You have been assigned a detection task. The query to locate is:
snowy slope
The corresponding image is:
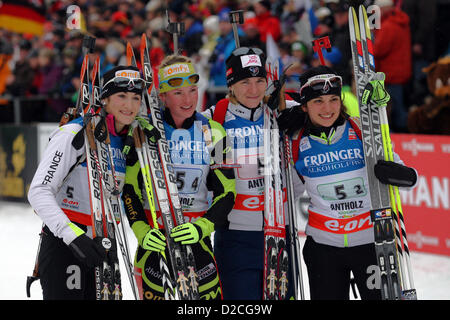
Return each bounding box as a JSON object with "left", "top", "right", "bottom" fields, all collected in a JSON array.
[{"left": 1, "top": 201, "right": 449, "bottom": 300}]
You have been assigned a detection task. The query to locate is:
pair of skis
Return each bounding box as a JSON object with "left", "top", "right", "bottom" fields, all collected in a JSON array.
[
  {"left": 228, "top": 7, "right": 303, "bottom": 300},
  {"left": 123, "top": 34, "right": 199, "bottom": 300},
  {"left": 263, "top": 56, "right": 305, "bottom": 300},
  {"left": 75, "top": 36, "right": 138, "bottom": 300},
  {"left": 262, "top": 99, "right": 289, "bottom": 300},
  {"left": 349, "top": 5, "right": 416, "bottom": 300}
]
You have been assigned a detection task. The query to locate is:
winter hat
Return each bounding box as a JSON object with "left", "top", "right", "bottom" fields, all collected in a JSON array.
[
  {"left": 291, "top": 41, "right": 308, "bottom": 56},
  {"left": 218, "top": 8, "right": 231, "bottom": 22},
  {"left": 298, "top": 65, "right": 342, "bottom": 105},
  {"left": 225, "top": 47, "right": 267, "bottom": 86},
  {"left": 101, "top": 65, "right": 144, "bottom": 99}
]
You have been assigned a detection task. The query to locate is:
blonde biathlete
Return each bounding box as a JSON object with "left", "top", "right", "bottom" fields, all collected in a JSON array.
[{"left": 122, "top": 55, "right": 235, "bottom": 300}]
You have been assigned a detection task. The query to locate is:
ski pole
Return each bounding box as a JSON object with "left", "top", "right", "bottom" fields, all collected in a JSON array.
[
  {"left": 229, "top": 10, "right": 244, "bottom": 48},
  {"left": 26, "top": 226, "right": 43, "bottom": 298},
  {"left": 166, "top": 10, "right": 185, "bottom": 54},
  {"left": 312, "top": 36, "right": 332, "bottom": 66}
]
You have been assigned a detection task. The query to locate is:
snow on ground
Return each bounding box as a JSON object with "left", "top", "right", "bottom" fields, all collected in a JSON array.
[{"left": 1, "top": 201, "right": 449, "bottom": 300}]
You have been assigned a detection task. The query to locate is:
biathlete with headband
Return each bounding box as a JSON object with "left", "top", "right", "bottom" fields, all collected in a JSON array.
[
  {"left": 277, "top": 65, "right": 418, "bottom": 300},
  {"left": 122, "top": 55, "right": 236, "bottom": 300}
]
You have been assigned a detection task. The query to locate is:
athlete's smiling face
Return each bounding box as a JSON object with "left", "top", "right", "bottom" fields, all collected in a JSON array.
[
  {"left": 160, "top": 85, "right": 199, "bottom": 128},
  {"left": 105, "top": 91, "right": 141, "bottom": 132},
  {"left": 302, "top": 94, "right": 342, "bottom": 127},
  {"left": 230, "top": 77, "right": 267, "bottom": 108}
]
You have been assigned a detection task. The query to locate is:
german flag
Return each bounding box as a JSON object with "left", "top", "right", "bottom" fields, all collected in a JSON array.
[{"left": 0, "top": 0, "right": 46, "bottom": 36}]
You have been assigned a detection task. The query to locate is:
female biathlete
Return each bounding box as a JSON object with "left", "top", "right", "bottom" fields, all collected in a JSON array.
[
  {"left": 28, "top": 65, "right": 144, "bottom": 299},
  {"left": 277, "top": 65, "right": 418, "bottom": 300},
  {"left": 122, "top": 55, "right": 235, "bottom": 300}
]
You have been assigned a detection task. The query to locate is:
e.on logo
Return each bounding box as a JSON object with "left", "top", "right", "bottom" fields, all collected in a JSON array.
[
  {"left": 234, "top": 194, "right": 264, "bottom": 211},
  {"left": 309, "top": 211, "right": 373, "bottom": 234},
  {"left": 324, "top": 214, "right": 372, "bottom": 234}
]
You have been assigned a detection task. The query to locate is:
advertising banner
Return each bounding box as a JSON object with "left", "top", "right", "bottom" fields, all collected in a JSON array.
[
  {"left": 0, "top": 125, "right": 38, "bottom": 202},
  {"left": 392, "top": 134, "right": 450, "bottom": 256}
]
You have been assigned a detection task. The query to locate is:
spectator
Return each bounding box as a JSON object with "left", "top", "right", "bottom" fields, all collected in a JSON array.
[
  {"left": 241, "top": 18, "right": 265, "bottom": 52},
  {"left": 326, "top": 0, "right": 352, "bottom": 87},
  {"left": 251, "top": 0, "right": 281, "bottom": 43},
  {"left": 5, "top": 40, "right": 35, "bottom": 97},
  {"left": 0, "top": 38, "right": 13, "bottom": 105},
  {"left": 291, "top": 41, "right": 310, "bottom": 70},
  {"left": 208, "top": 8, "right": 243, "bottom": 101},
  {"left": 102, "top": 41, "right": 125, "bottom": 75},
  {"left": 37, "top": 47, "right": 65, "bottom": 120},
  {"left": 200, "top": 15, "right": 220, "bottom": 59},
  {"left": 373, "top": 0, "right": 412, "bottom": 132},
  {"left": 180, "top": 13, "right": 204, "bottom": 57},
  {"left": 402, "top": 0, "right": 437, "bottom": 108},
  {"left": 59, "top": 47, "right": 80, "bottom": 98},
  {"left": 111, "top": 11, "right": 132, "bottom": 39}
]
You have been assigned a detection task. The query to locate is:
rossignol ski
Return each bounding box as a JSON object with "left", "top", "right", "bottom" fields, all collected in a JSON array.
[
  {"left": 275, "top": 70, "right": 305, "bottom": 301},
  {"left": 74, "top": 36, "right": 137, "bottom": 300},
  {"left": 141, "top": 34, "right": 199, "bottom": 300},
  {"left": 263, "top": 55, "right": 289, "bottom": 300},
  {"left": 123, "top": 34, "right": 200, "bottom": 300},
  {"left": 348, "top": 5, "right": 416, "bottom": 300},
  {"left": 123, "top": 40, "right": 178, "bottom": 300}
]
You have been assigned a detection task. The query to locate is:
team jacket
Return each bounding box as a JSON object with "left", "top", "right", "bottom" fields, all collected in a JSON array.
[
  {"left": 203, "top": 99, "right": 302, "bottom": 231},
  {"left": 27, "top": 117, "right": 127, "bottom": 245},
  {"left": 122, "top": 110, "right": 236, "bottom": 237},
  {"left": 292, "top": 117, "right": 414, "bottom": 248}
]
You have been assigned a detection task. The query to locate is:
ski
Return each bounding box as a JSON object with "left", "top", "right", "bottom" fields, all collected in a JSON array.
[
  {"left": 73, "top": 36, "right": 128, "bottom": 300},
  {"left": 262, "top": 57, "right": 288, "bottom": 300},
  {"left": 73, "top": 39, "right": 112, "bottom": 300},
  {"left": 131, "top": 34, "right": 199, "bottom": 300},
  {"left": 123, "top": 41, "right": 178, "bottom": 300},
  {"left": 349, "top": 5, "right": 416, "bottom": 300},
  {"left": 275, "top": 69, "right": 305, "bottom": 300}
]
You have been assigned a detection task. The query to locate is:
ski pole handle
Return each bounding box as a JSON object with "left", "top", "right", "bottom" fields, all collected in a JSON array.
[
  {"left": 166, "top": 10, "right": 185, "bottom": 54},
  {"left": 312, "top": 36, "right": 332, "bottom": 66},
  {"left": 229, "top": 10, "right": 244, "bottom": 48}
]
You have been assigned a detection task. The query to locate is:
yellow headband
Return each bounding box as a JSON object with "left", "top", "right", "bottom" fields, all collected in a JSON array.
[{"left": 158, "top": 62, "right": 198, "bottom": 93}]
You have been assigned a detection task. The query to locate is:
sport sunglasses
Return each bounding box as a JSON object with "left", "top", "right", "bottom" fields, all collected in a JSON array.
[
  {"left": 299, "top": 74, "right": 342, "bottom": 96},
  {"left": 231, "top": 47, "right": 264, "bottom": 56},
  {"left": 159, "top": 74, "right": 200, "bottom": 88},
  {"left": 103, "top": 77, "right": 145, "bottom": 90}
]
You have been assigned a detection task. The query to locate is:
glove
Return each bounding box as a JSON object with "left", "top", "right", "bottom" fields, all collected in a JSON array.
[
  {"left": 374, "top": 160, "right": 417, "bottom": 187},
  {"left": 362, "top": 72, "right": 390, "bottom": 107},
  {"left": 132, "top": 221, "right": 167, "bottom": 252},
  {"left": 142, "top": 228, "right": 166, "bottom": 252},
  {"left": 277, "top": 105, "right": 306, "bottom": 136},
  {"left": 170, "top": 218, "right": 214, "bottom": 245},
  {"left": 67, "top": 223, "right": 106, "bottom": 268},
  {"left": 136, "top": 116, "right": 161, "bottom": 142}
]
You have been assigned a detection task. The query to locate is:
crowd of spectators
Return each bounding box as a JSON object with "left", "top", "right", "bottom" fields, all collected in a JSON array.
[{"left": 0, "top": 0, "right": 448, "bottom": 133}]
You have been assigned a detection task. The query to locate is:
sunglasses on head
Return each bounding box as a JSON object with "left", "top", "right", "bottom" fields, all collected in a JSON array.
[
  {"left": 299, "top": 74, "right": 342, "bottom": 96},
  {"left": 103, "top": 77, "right": 145, "bottom": 90},
  {"left": 232, "top": 47, "right": 264, "bottom": 57},
  {"left": 160, "top": 74, "right": 200, "bottom": 88}
]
